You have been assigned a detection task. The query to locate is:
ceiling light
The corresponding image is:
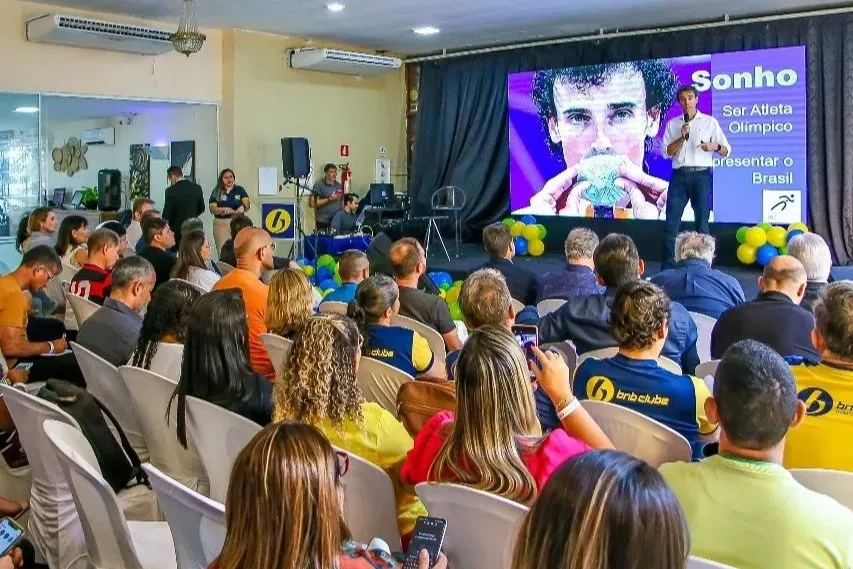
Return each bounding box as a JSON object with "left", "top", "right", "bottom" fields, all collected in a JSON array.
[
  {"left": 413, "top": 26, "right": 440, "bottom": 36},
  {"left": 327, "top": 3, "right": 345, "bottom": 12},
  {"left": 14, "top": 106, "right": 39, "bottom": 114}
]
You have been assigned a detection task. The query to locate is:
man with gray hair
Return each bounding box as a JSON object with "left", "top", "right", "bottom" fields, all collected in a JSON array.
[
  {"left": 76, "top": 256, "right": 156, "bottom": 366},
  {"left": 650, "top": 231, "right": 745, "bottom": 318},
  {"left": 787, "top": 232, "right": 832, "bottom": 312},
  {"left": 539, "top": 227, "right": 604, "bottom": 301}
]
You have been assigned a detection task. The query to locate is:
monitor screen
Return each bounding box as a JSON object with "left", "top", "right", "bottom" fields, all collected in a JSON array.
[
  {"left": 369, "top": 183, "right": 394, "bottom": 206},
  {"left": 69, "top": 190, "right": 84, "bottom": 207},
  {"left": 52, "top": 188, "right": 66, "bottom": 206}
]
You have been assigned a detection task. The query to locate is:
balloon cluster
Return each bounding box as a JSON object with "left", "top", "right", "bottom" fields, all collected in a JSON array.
[
  {"left": 295, "top": 254, "right": 343, "bottom": 298},
  {"left": 735, "top": 222, "right": 809, "bottom": 267},
  {"left": 428, "top": 272, "right": 465, "bottom": 321},
  {"left": 501, "top": 215, "right": 547, "bottom": 257}
]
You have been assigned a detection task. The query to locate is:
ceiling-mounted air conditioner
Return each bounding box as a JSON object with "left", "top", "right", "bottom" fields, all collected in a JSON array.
[
  {"left": 289, "top": 48, "right": 402, "bottom": 75},
  {"left": 26, "top": 14, "right": 173, "bottom": 56},
  {"left": 81, "top": 127, "right": 115, "bottom": 146}
]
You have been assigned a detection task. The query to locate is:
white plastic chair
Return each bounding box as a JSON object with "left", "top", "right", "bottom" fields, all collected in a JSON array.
[
  {"left": 790, "top": 468, "right": 853, "bottom": 509},
  {"left": 214, "top": 261, "right": 234, "bottom": 276},
  {"left": 259, "top": 333, "right": 293, "bottom": 377},
  {"left": 695, "top": 359, "right": 720, "bottom": 392},
  {"left": 687, "top": 556, "right": 740, "bottom": 568},
  {"left": 333, "top": 446, "right": 402, "bottom": 551},
  {"left": 392, "top": 314, "right": 447, "bottom": 363},
  {"left": 577, "top": 346, "right": 682, "bottom": 374},
  {"left": 43, "top": 420, "right": 176, "bottom": 569},
  {"left": 64, "top": 292, "right": 101, "bottom": 328},
  {"left": 184, "top": 396, "right": 261, "bottom": 503},
  {"left": 142, "top": 342, "right": 184, "bottom": 382},
  {"left": 170, "top": 278, "right": 208, "bottom": 294},
  {"left": 416, "top": 482, "right": 528, "bottom": 569},
  {"left": 0, "top": 351, "right": 32, "bottom": 501},
  {"left": 581, "top": 400, "right": 691, "bottom": 467},
  {"left": 689, "top": 312, "right": 717, "bottom": 363},
  {"left": 356, "top": 357, "right": 414, "bottom": 413},
  {"left": 71, "top": 342, "right": 150, "bottom": 463},
  {"left": 143, "top": 464, "right": 226, "bottom": 569},
  {"left": 318, "top": 301, "right": 349, "bottom": 315},
  {"left": 536, "top": 298, "right": 566, "bottom": 317},
  {"left": 118, "top": 366, "right": 209, "bottom": 495},
  {"left": 511, "top": 298, "right": 525, "bottom": 314}
]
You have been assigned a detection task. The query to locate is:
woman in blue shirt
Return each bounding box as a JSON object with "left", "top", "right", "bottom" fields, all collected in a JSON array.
[{"left": 208, "top": 168, "right": 251, "bottom": 250}]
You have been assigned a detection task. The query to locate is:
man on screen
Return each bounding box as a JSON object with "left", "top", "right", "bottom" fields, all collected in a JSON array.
[{"left": 528, "top": 60, "right": 678, "bottom": 219}]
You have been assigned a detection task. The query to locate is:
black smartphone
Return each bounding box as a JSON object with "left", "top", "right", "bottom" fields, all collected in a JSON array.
[
  {"left": 512, "top": 324, "right": 539, "bottom": 360},
  {"left": 0, "top": 517, "right": 24, "bottom": 557},
  {"left": 404, "top": 516, "right": 447, "bottom": 569}
]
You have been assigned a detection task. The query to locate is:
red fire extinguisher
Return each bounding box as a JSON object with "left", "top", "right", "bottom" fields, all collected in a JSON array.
[{"left": 339, "top": 162, "right": 351, "bottom": 194}]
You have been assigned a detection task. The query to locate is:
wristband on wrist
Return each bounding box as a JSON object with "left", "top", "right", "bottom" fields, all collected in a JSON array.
[
  {"left": 556, "top": 398, "right": 582, "bottom": 421},
  {"left": 47, "top": 341, "right": 54, "bottom": 354},
  {"left": 715, "top": 143, "right": 722, "bottom": 152}
]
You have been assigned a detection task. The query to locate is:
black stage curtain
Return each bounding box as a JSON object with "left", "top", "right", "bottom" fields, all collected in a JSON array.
[{"left": 409, "top": 14, "right": 853, "bottom": 264}]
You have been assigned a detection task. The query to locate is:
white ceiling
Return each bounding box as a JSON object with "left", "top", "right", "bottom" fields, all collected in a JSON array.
[{"left": 32, "top": 0, "right": 853, "bottom": 55}]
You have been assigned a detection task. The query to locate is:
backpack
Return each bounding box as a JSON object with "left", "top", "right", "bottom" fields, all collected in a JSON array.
[
  {"left": 38, "top": 379, "right": 147, "bottom": 492},
  {"left": 396, "top": 377, "right": 457, "bottom": 437}
]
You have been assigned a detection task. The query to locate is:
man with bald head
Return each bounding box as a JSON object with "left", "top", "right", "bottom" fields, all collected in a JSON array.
[
  {"left": 212, "top": 227, "right": 277, "bottom": 380},
  {"left": 711, "top": 256, "right": 818, "bottom": 361}
]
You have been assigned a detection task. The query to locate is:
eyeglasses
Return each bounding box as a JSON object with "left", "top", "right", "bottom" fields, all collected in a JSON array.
[{"left": 35, "top": 265, "right": 58, "bottom": 279}]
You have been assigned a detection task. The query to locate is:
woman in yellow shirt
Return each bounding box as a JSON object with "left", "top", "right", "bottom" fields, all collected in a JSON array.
[{"left": 273, "top": 313, "right": 426, "bottom": 538}]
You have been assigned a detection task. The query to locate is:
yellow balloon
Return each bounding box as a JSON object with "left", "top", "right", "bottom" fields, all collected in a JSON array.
[
  {"left": 528, "top": 239, "right": 545, "bottom": 256},
  {"left": 787, "top": 222, "right": 809, "bottom": 233},
  {"left": 510, "top": 222, "right": 526, "bottom": 237},
  {"left": 737, "top": 244, "right": 757, "bottom": 265},
  {"left": 522, "top": 225, "right": 540, "bottom": 241},
  {"left": 744, "top": 226, "right": 767, "bottom": 248},
  {"left": 438, "top": 289, "right": 446, "bottom": 299},
  {"left": 302, "top": 265, "right": 315, "bottom": 277},
  {"left": 766, "top": 226, "right": 787, "bottom": 248},
  {"left": 445, "top": 287, "right": 460, "bottom": 304}
]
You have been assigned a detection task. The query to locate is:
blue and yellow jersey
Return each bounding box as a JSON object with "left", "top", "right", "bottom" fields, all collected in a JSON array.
[
  {"left": 364, "top": 324, "right": 434, "bottom": 377},
  {"left": 573, "top": 354, "right": 717, "bottom": 458},
  {"left": 785, "top": 361, "right": 853, "bottom": 471}
]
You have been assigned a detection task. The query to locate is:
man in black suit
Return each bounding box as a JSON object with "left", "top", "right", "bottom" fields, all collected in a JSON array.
[
  {"left": 163, "top": 166, "right": 204, "bottom": 247},
  {"left": 477, "top": 223, "right": 540, "bottom": 305}
]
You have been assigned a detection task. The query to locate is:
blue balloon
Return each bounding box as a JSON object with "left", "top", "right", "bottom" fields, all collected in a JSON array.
[
  {"left": 520, "top": 215, "right": 537, "bottom": 225},
  {"left": 513, "top": 236, "right": 529, "bottom": 256},
  {"left": 316, "top": 266, "right": 333, "bottom": 281},
  {"left": 309, "top": 276, "right": 316, "bottom": 285},
  {"left": 786, "top": 229, "right": 805, "bottom": 243},
  {"left": 756, "top": 244, "right": 779, "bottom": 267},
  {"left": 297, "top": 257, "right": 310, "bottom": 267},
  {"left": 428, "top": 271, "right": 452, "bottom": 288},
  {"left": 319, "top": 278, "right": 339, "bottom": 291}
]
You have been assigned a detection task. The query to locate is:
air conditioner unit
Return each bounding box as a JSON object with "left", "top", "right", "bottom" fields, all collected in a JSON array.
[
  {"left": 289, "top": 48, "right": 401, "bottom": 75},
  {"left": 26, "top": 14, "right": 173, "bottom": 55},
  {"left": 81, "top": 127, "right": 115, "bottom": 146}
]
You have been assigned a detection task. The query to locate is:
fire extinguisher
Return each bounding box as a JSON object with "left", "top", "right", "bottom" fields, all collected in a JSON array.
[{"left": 339, "top": 162, "right": 351, "bottom": 194}]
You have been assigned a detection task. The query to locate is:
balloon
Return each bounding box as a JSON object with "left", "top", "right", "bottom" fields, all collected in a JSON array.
[
  {"left": 439, "top": 282, "right": 451, "bottom": 291},
  {"left": 323, "top": 288, "right": 335, "bottom": 297},
  {"left": 316, "top": 266, "right": 333, "bottom": 282},
  {"left": 744, "top": 226, "right": 767, "bottom": 248},
  {"left": 766, "top": 226, "right": 787, "bottom": 248},
  {"left": 319, "top": 278, "right": 339, "bottom": 291},
  {"left": 522, "top": 225, "right": 540, "bottom": 242},
  {"left": 502, "top": 218, "right": 516, "bottom": 228},
  {"left": 737, "top": 244, "right": 757, "bottom": 265},
  {"left": 438, "top": 289, "right": 446, "bottom": 299},
  {"left": 452, "top": 280, "right": 464, "bottom": 289},
  {"left": 778, "top": 246, "right": 788, "bottom": 255},
  {"left": 333, "top": 273, "right": 342, "bottom": 286},
  {"left": 449, "top": 302, "right": 463, "bottom": 321},
  {"left": 510, "top": 222, "right": 526, "bottom": 237},
  {"left": 513, "top": 236, "right": 529, "bottom": 256},
  {"left": 520, "top": 215, "right": 537, "bottom": 225},
  {"left": 536, "top": 224, "right": 547, "bottom": 240},
  {"left": 758, "top": 222, "right": 773, "bottom": 232},
  {"left": 786, "top": 229, "right": 805, "bottom": 243},
  {"left": 317, "top": 254, "right": 335, "bottom": 268},
  {"left": 302, "top": 265, "right": 315, "bottom": 277},
  {"left": 445, "top": 286, "right": 461, "bottom": 304},
  {"left": 528, "top": 239, "right": 545, "bottom": 256},
  {"left": 735, "top": 226, "right": 749, "bottom": 244},
  {"left": 297, "top": 257, "right": 310, "bottom": 267},
  {"left": 334, "top": 261, "right": 340, "bottom": 274},
  {"left": 428, "top": 271, "right": 452, "bottom": 288},
  {"left": 756, "top": 244, "right": 779, "bottom": 266},
  {"left": 787, "top": 222, "right": 809, "bottom": 233}
]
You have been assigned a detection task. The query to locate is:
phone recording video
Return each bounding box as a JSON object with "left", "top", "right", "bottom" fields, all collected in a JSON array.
[
  {"left": 404, "top": 516, "right": 447, "bottom": 569},
  {"left": 512, "top": 324, "right": 539, "bottom": 360},
  {"left": 0, "top": 517, "right": 24, "bottom": 558}
]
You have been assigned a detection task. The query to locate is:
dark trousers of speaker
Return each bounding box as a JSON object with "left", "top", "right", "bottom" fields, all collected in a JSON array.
[{"left": 281, "top": 137, "right": 310, "bottom": 178}]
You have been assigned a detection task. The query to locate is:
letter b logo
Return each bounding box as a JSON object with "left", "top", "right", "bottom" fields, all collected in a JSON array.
[
  {"left": 587, "top": 377, "right": 615, "bottom": 403},
  {"left": 799, "top": 388, "right": 834, "bottom": 417}
]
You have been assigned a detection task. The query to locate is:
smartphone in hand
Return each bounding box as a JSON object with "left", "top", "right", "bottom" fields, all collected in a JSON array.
[
  {"left": 403, "top": 516, "right": 447, "bottom": 569},
  {"left": 0, "top": 517, "right": 24, "bottom": 558}
]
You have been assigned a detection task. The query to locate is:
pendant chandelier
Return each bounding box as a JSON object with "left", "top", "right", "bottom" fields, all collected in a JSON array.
[{"left": 171, "top": 0, "right": 206, "bottom": 57}]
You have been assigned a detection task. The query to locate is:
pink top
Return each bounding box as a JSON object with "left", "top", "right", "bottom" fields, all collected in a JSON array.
[{"left": 401, "top": 411, "right": 591, "bottom": 490}]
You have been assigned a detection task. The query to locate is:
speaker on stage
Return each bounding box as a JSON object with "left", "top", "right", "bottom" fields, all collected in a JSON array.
[
  {"left": 97, "top": 169, "right": 122, "bottom": 211},
  {"left": 281, "top": 137, "right": 310, "bottom": 179}
]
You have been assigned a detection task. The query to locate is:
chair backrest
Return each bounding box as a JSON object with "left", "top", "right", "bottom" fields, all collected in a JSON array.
[
  {"left": 43, "top": 419, "right": 147, "bottom": 569},
  {"left": 577, "top": 347, "right": 682, "bottom": 374},
  {"left": 334, "top": 447, "right": 402, "bottom": 551},
  {"left": 318, "top": 301, "right": 349, "bottom": 315},
  {"left": 536, "top": 298, "right": 566, "bottom": 317},
  {"left": 145, "top": 342, "right": 185, "bottom": 382},
  {"left": 356, "top": 357, "right": 414, "bottom": 413},
  {"left": 184, "top": 396, "right": 261, "bottom": 503},
  {"left": 687, "top": 556, "right": 740, "bottom": 569},
  {"left": 214, "top": 261, "right": 234, "bottom": 276},
  {"left": 259, "top": 333, "right": 293, "bottom": 377},
  {"left": 581, "top": 400, "right": 691, "bottom": 467},
  {"left": 118, "top": 366, "right": 208, "bottom": 494},
  {"left": 416, "top": 482, "right": 528, "bottom": 569},
  {"left": 71, "top": 342, "right": 149, "bottom": 462},
  {"left": 689, "top": 312, "right": 717, "bottom": 363},
  {"left": 540, "top": 341, "right": 578, "bottom": 379},
  {"left": 170, "top": 278, "right": 208, "bottom": 294},
  {"left": 391, "top": 314, "right": 447, "bottom": 363},
  {"left": 431, "top": 185, "right": 466, "bottom": 209},
  {"left": 695, "top": 359, "right": 720, "bottom": 381},
  {"left": 511, "top": 298, "right": 525, "bottom": 314},
  {"left": 65, "top": 292, "right": 101, "bottom": 328},
  {"left": 143, "top": 464, "right": 225, "bottom": 569},
  {"left": 790, "top": 468, "right": 853, "bottom": 510}
]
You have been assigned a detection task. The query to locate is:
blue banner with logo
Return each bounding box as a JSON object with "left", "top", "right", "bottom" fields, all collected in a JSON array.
[{"left": 261, "top": 202, "right": 296, "bottom": 239}]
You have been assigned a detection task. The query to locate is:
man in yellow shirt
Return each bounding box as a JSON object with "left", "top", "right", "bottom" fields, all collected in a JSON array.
[
  {"left": 661, "top": 340, "right": 853, "bottom": 569},
  {"left": 786, "top": 281, "right": 853, "bottom": 470}
]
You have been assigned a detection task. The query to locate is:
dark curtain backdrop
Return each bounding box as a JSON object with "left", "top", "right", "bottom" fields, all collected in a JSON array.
[{"left": 409, "top": 14, "right": 853, "bottom": 264}]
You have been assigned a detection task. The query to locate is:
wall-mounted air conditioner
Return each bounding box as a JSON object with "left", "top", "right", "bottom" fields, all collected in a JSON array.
[
  {"left": 289, "top": 48, "right": 401, "bottom": 75},
  {"left": 81, "top": 127, "right": 115, "bottom": 146},
  {"left": 26, "top": 14, "right": 173, "bottom": 56}
]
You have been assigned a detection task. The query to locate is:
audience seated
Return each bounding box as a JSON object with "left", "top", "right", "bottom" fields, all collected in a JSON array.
[
  {"left": 661, "top": 339, "right": 853, "bottom": 569},
  {"left": 710, "top": 255, "right": 818, "bottom": 361},
  {"left": 389, "top": 238, "right": 462, "bottom": 351},
  {"left": 211, "top": 421, "right": 446, "bottom": 569},
  {"left": 787, "top": 232, "right": 832, "bottom": 312},
  {"left": 171, "top": 230, "right": 220, "bottom": 291},
  {"left": 543, "top": 281, "right": 718, "bottom": 458},
  {"left": 536, "top": 234, "right": 700, "bottom": 374},
  {"left": 129, "top": 280, "right": 200, "bottom": 380},
  {"left": 785, "top": 281, "right": 853, "bottom": 471},
  {"left": 212, "top": 227, "right": 276, "bottom": 381},
  {"left": 322, "top": 249, "right": 369, "bottom": 305},
  {"left": 17, "top": 206, "right": 57, "bottom": 252},
  {"left": 265, "top": 268, "right": 314, "bottom": 340},
  {"left": 402, "top": 326, "right": 611, "bottom": 503},
  {"left": 478, "top": 223, "right": 540, "bottom": 305},
  {"left": 97, "top": 220, "right": 132, "bottom": 258},
  {"left": 54, "top": 215, "right": 89, "bottom": 268},
  {"left": 650, "top": 231, "right": 745, "bottom": 318},
  {"left": 125, "top": 198, "right": 155, "bottom": 253},
  {"left": 171, "top": 289, "right": 273, "bottom": 447},
  {"left": 219, "top": 214, "right": 292, "bottom": 269},
  {"left": 512, "top": 450, "right": 688, "bottom": 569},
  {"left": 138, "top": 216, "right": 177, "bottom": 288},
  {"left": 66, "top": 229, "right": 121, "bottom": 331},
  {"left": 348, "top": 274, "right": 435, "bottom": 377},
  {"left": 76, "top": 256, "right": 155, "bottom": 367},
  {"left": 538, "top": 227, "right": 604, "bottom": 302},
  {"left": 135, "top": 209, "right": 161, "bottom": 253},
  {"left": 273, "top": 314, "right": 427, "bottom": 536}
]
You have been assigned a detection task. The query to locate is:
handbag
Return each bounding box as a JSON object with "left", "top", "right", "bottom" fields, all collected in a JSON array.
[{"left": 396, "top": 377, "right": 456, "bottom": 437}]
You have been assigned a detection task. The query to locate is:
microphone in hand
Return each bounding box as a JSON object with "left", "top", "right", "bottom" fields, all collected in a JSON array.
[{"left": 682, "top": 113, "right": 690, "bottom": 140}]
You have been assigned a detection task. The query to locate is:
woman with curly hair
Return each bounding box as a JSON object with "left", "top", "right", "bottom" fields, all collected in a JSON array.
[
  {"left": 273, "top": 314, "right": 427, "bottom": 539},
  {"left": 171, "top": 230, "right": 220, "bottom": 292},
  {"left": 129, "top": 280, "right": 201, "bottom": 380},
  {"left": 54, "top": 215, "right": 89, "bottom": 268},
  {"left": 265, "top": 268, "right": 314, "bottom": 339}
]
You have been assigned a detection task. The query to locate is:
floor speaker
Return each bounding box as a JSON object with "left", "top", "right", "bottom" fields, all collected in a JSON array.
[
  {"left": 281, "top": 137, "right": 310, "bottom": 178},
  {"left": 97, "top": 169, "right": 122, "bottom": 211}
]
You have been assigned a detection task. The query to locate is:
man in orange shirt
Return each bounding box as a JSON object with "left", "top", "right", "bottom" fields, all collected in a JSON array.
[{"left": 212, "top": 227, "right": 276, "bottom": 380}]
